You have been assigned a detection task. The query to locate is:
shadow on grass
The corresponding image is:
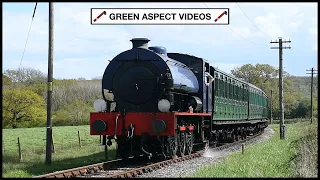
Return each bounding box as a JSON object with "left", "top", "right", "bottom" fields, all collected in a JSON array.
[
  {"left": 4, "top": 148, "right": 117, "bottom": 177},
  {"left": 3, "top": 153, "right": 23, "bottom": 164}
]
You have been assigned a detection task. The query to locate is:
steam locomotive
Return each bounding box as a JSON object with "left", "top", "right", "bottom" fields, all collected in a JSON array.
[{"left": 90, "top": 38, "right": 269, "bottom": 159}]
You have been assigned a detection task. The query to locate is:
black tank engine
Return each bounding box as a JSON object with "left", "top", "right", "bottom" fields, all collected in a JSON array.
[
  {"left": 102, "top": 38, "right": 202, "bottom": 113},
  {"left": 90, "top": 38, "right": 268, "bottom": 160}
]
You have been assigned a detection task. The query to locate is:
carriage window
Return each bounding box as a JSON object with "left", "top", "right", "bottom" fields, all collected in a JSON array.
[
  {"left": 220, "top": 75, "right": 224, "bottom": 97},
  {"left": 225, "top": 78, "right": 228, "bottom": 98},
  {"left": 244, "top": 87, "right": 248, "bottom": 101},
  {"left": 218, "top": 78, "right": 221, "bottom": 96},
  {"left": 234, "top": 84, "right": 236, "bottom": 100},
  {"left": 237, "top": 85, "right": 239, "bottom": 100},
  {"left": 255, "top": 93, "right": 257, "bottom": 105},
  {"left": 220, "top": 79, "right": 223, "bottom": 97},
  {"left": 243, "top": 85, "right": 245, "bottom": 101},
  {"left": 229, "top": 80, "right": 232, "bottom": 99},
  {"left": 239, "top": 85, "right": 242, "bottom": 101},
  {"left": 215, "top": 76, "right": 218, "bottom": 95},
  {"left": 252, "top": 92, "right": 254, "bottom": 104}
]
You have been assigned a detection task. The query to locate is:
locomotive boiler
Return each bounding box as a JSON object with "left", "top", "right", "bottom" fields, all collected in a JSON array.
[
  {"left": 90, "top": 38, "right": 269, "bottom": 160},
  {"left": 101, "top": 38, "right": 202, "bottom": 114}
]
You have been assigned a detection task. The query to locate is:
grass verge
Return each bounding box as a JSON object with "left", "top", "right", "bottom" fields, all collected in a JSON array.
[
  {"left": 188, "top": 122, "right": 318, "bottom": 178},
  {"left": 3, "top": 125, "right": 116, "bottom": 178},
  {"left": 293, "top": 122, "right": 318, "bottom": 177}
]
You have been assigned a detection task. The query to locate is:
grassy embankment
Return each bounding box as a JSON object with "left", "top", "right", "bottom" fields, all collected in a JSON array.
[
  {"left": 270, "top": 117, "right": 311, "bottom": 124},
  {"left": 4, "top": 120, "right": 317, "bottom": 178},
  {"left": 189, "top": 121, "right": 318, "bottom": 178},
  {"left": 3, "top": 125, "right": 116, "bottom": 178}
]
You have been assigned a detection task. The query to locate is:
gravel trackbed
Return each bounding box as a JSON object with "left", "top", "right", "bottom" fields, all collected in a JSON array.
[{"left": 137, "top": 127, "right": 275, "bottom": 178}]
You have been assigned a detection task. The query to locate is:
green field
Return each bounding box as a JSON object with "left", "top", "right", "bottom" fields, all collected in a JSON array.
[
  {"left": 189, "top": 122, "right": 318, "bottom": 178},
  {"left": 3, "top": 121, "right": 317, "bottom": 178},
  {"left": 3, "top": 125, "right": 116, "bottom": 178}
]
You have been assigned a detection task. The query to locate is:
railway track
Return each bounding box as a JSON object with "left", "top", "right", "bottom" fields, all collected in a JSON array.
[{"left": 33, "top": 131, "right": 264, "bottom": 178}]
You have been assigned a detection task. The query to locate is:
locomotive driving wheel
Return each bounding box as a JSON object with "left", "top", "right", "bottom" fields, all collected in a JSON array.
[
  {"left": 177, "top": 131, "right": 186, "bottom": 157},
  {"left": 116, "top": 140, "right": 130, "bottom": 160},
  {"left": 185, "top": 131, "right": 194, "bottom": 155},
  {"left": 166, "top": 135, "right": 178, "bottom": 159}
]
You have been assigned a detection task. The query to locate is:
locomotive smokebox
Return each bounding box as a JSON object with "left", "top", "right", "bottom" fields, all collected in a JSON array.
[{"left": 130, "top": 38, "right": 150, "bottom": 49}]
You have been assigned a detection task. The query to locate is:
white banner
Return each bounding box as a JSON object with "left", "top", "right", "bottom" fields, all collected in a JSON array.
[{"left": 91, "top": 8, "right": 229, "bottom": 25}]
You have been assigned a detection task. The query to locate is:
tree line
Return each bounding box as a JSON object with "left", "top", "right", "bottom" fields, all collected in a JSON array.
[
  {"left": 3, "top": 67, "right": 102, "bottom": 128},
  {"left": 2, "top": 64, "right": 318, "bottom": 129}
]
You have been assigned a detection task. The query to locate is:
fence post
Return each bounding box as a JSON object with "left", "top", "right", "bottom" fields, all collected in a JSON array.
[
  {"left": 105, "top": 144, "right": 108, "bottom": 161},
  {"left": 242, "top": 143, "right": 245, "bottom": 154},
  {"left": 78, "top": 130, "right": 81, "bottom": 148},
  {"left": 2, "top": 138, "right": 4, "bottom": 156},
  {"left": 17, "top": 137, "right": 22, "bottom": 161},
  {"left": 51, "top": 134, "right": 55, "bottom": 153}
]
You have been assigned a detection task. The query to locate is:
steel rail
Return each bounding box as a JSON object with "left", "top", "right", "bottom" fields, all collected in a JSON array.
[{"left": 33, "top": 130, "right": 264, "bottom": 178}]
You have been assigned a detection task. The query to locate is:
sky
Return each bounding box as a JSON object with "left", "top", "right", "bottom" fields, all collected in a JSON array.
[{"left": 2, "top": 2, "right": 318, "bottom": 80}]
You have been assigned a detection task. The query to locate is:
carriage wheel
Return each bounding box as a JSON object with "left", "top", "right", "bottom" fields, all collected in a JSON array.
[
  {"left": 235, "top": 128, "right": 241, "bottom": 141},
  {"left": 231, "top": 131, "right": 236, "bottom": 142},
  {"left": 210, "top": 131, "right": 218, "bottom": 148},
  {"left": 177, "top": 131, "right": 186, "bottom": 157}
]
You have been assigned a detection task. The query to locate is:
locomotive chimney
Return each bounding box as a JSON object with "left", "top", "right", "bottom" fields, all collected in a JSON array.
[{"left": 130, "top": 38, "right": 150, "bottom": 49}]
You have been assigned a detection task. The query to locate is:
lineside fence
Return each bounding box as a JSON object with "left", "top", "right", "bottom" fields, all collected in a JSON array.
[
  {"left": 270, "top": 117, "right": 315, "bottom": 124},
  {"left": 2, "top": 129, "right": 108, "bottom": 163}
]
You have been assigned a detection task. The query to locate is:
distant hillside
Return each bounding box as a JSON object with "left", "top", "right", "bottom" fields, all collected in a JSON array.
[{"left": 289, "top": 76, "right": 318, "bottom": 98}]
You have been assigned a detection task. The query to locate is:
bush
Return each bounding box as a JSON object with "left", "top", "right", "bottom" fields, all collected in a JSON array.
[
  {"left": 2, "top": 89, "right": 46, "bottom": 128},
  {"left": 53, "top": 100, "right": 94, "bottom": 126}
]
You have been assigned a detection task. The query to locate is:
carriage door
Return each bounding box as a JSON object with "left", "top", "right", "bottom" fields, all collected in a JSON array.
[{"left": 204, "top": 62, "right": 212, "bottom": 113}]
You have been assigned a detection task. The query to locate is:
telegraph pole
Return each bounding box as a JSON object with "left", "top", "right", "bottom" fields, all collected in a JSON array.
[
  {"left": 45, "top": 2, "right": 54, "bottom": 164},
  {"left": 270, "top": 89, "right": 273, "bottom": 124},
  {"left": 306, "top": 68, "right": 318, "bottom": 124},
  {"left": 270, "top": 37, "right": 291, "bottom": 140}
]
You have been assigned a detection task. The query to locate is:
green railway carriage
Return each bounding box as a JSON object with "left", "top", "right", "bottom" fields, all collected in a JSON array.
[{"left": 211, "top": 67, "right": 268, "bottom": 122}]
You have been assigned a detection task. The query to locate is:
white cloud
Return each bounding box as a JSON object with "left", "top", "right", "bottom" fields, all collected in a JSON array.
[
  {"left": 309, "top": 17, "right": 317, "bottom": 51},
  {"left": 53, "top": 57, "right": 110, "bottom": 79},
  {"left": 3, "top": 2, "right": 317, "bottom": 78}
]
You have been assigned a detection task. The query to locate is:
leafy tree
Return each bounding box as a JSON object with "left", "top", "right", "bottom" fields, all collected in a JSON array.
[
  {"left": 3, "top": 89, "right": 46, "bottom": 128},
  {"left": 50, "top": 79, "right": 101, "bottom": 111},
  {"left": 26, "top": 83, "right": 47, "bottom": 97},
  {"left": 53, "top": 100, "right": 94, "bottom": 126},
  {"left": 4, "top": 67, "right": 46, "bottom": 85},
  {"left": 91, "top": 76, "right": 102, "bottom": 80},
  {"left": 2, "top": 74, "right": 12, "bottom": 87},
  {"left": 294, "top": 98, "right": 311, "bottom": 118},
  {"left": 4, "top": 68, "right": 47, "bottom": 96},
  {"left": 231, "top": 64, "right": 290, "bottom": 86}
]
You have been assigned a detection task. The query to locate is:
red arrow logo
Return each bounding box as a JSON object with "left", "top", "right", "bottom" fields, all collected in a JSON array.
[
  {"left": 214, "top": 11, "right": 227, "bottom": 22},
  {"left": 93, "top": 11, "right": 106, "bottom": 22}
]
